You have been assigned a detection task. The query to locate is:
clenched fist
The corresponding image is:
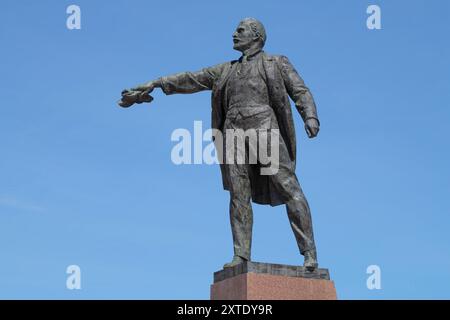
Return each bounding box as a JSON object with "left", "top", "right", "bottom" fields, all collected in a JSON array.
[{"left": 305, "top": 118, "right": 320, "bottom": 138}]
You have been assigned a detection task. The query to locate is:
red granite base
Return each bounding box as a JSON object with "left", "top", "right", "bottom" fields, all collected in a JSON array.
[{"left": 211, "top": 272, "right": 337, "bottom": 300}]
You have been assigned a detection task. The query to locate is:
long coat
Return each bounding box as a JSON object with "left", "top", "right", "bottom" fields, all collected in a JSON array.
[{"left": 160, "top": 52, "right": 319, "bottom": 206}]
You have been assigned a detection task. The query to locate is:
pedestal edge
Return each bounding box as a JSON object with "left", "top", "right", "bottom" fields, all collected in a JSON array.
[{"left": 214, "top": 261, "right": 331, "bottom": 283}]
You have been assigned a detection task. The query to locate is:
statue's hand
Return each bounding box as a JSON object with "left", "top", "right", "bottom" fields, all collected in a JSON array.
[
  {"left": 305, "top": 118, "right": 320, "bottom": 138},
  {"left": 118, "top": 80, "right": 160, "bottom": 108},
  {"left": 128, "top": 81, "right": 156, "bottom": 93},
  {"left": 118, "top": 88, "right": 153, "bottom": 108}
]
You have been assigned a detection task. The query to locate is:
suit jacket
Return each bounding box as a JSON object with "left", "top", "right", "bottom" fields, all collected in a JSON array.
[{"left": 160, "top": 52, "right": 319, "bottom": 206}]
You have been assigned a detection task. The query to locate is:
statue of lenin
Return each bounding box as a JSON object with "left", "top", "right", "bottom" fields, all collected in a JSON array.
[{"left": 120, "top": 18, "right": 321, "bottom": 270}]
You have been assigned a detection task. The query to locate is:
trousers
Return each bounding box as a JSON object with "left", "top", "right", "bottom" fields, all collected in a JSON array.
[{"left": 223, "top": 104, "right": 317, "bottom": 260}]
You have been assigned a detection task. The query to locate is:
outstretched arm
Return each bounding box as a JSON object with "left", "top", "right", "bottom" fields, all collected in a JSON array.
[
  {"left": 277, "top": 56, "right": 320, "bottom": 138},
  {"left": 124, "top": 63, "right": 227, "bottom": 97}
]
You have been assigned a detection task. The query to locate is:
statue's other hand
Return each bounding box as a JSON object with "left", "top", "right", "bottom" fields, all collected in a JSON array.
[{"left": 305, "top": 118, "right": 320, "bottom": 138}]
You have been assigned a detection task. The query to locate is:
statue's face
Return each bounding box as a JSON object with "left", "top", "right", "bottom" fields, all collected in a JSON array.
[{"left": 232, "top": 21, "right": 258, "bottom": 52}]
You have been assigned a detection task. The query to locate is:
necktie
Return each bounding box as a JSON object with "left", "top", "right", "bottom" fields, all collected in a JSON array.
[{"left": 237, "top": 55, "right": 248, "bottom": 76}]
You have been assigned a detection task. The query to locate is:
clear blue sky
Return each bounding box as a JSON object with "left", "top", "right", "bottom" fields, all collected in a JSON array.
[{"left": 1, "top": 0, "right": 449, "bottom": 299}]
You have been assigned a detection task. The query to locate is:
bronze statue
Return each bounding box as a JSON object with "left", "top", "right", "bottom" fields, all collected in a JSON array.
[{"left": 119, "top": 18, "right": 320, "bottom": 270}]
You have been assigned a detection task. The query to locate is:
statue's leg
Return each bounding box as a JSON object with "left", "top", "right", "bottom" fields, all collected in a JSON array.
[
  {"left": 270, "top": 163, "right": 317, "bottom": 256},
  {"left": 223, "top": 114, "right": 253, "bottom": 267},
  {"left": 262, "top": 121, "right": 317, "bottom": 268},
  {"left": 286, "top": 190, "right": 318, "bottom": 269},
  {"left": 228, "top": 162, "right": 253, "bottom": 263},
  {"left": 285, "top": 179, "right": 317, "bottom": 257}
]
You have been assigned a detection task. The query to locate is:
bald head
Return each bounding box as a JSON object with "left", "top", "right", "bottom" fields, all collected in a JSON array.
[
  {"left": 232, "top": 18, "right": 267, "bottom": 53},
  {"left": 240, "top": 18, "right": 266, "bottom": 46}
]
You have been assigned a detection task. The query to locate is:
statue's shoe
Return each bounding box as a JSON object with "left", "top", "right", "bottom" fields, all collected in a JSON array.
[
  {"left": 304, "top": 250, "right": 318, "bottom": 271},
  {"left": 223, "top": 255, "right": 247, "bottom": 268}
]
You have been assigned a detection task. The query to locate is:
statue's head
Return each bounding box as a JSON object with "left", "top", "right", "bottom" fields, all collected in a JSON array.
[{"left": 232, "top": 18, "right": 266, "bottom": 53}]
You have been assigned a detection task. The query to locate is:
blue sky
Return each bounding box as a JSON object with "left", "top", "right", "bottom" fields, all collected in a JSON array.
[{"left": 0, "top": 0, "right": 449, "bottom": 299}]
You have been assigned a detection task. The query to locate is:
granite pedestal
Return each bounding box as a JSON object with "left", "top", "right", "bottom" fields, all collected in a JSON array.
[{"left": 210, "top": 261, "right": 337, "bottom": 300}]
